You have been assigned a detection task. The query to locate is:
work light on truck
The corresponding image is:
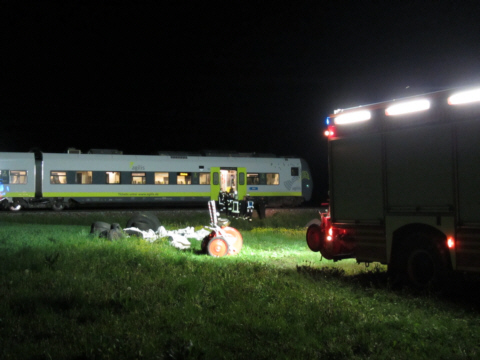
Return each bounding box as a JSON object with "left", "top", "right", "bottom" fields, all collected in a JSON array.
[
  {"left": 334, "top": 110, "right": 371, "bottom": 124},
  {"left": 385, "top": 99, "right": 430, "bottom": 116},
  {"left": 448, "top": 88, "right": 480, "bottom": 105}
]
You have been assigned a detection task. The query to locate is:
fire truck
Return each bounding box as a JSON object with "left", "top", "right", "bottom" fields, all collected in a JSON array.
[{"left": 306, "top": 86, "right": 480, "bottom": 288}]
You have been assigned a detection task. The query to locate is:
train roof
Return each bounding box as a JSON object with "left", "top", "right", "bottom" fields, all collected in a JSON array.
[{"left": 62, "top": 149, "right": 283, "bottom": 158}]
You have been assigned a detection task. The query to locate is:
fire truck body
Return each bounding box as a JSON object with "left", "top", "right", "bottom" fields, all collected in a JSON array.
[{"left": 307, "top": 87, "right": 480, "bottom": 287}]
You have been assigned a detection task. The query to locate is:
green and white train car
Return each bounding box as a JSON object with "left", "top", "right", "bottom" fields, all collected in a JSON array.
[{"left": 0, "top": 150, "right": 313, "bottom": 211}]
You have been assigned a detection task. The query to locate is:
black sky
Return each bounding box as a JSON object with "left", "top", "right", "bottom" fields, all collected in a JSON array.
[{"left": 2, "top": 1, "right": 480, "bottom": 203}]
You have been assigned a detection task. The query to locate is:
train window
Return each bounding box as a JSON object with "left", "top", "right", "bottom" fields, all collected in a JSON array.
[
  {"left": 10, "top": 170, "right": 27, "bottom": 184},
  {"left": 213, "top": 172, "right": 219, "bottom": 185},
  {"left": 0, "top": 170, "right": 9, "bottom": 184},
  {"left": 106, "top": 171, "right": 120, "bottom": 184},
  {"left": 132, "top": 172, "right": 146, "bottom": 184},
  {"left": 291, "top": 167, "right": 299, "bottom": 176},
  {"left": 259, "top": 173, "right": 266, "bottom": 185},
  {"left": 247, "top": 173, "right": 260, "bottom": 185},
  {"left": 266, "top": 173, "right": 279, "bottom": 185},
  {"left": 239, "top": 172, "right": 245, "bottom": 186},
  {"left": 154, "top": 172, "right": 169, "bottom": 184},
  {"left": 177, "top": 172, "right": 191, "bottom": 185},
  {"left": 76, "top": 171, "right": 92, "bottom": 184},
  {"left": 51, "top": 171, "right": 67, "bottom": 184},
  {"left": 199, "top": 173, "right": 210, "bottom": 185}
]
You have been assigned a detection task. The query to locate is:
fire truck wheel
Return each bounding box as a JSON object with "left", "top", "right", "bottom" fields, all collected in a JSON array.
[
  {"left": 207, "top": 237, "right": 230, "bottom": 257},
  {"left": 306, "top": 224, "right": 323, "bottom": 252},
  {"left": 405, "top": 242, "right": 445, "bottom": 290},
  {"left": 222, "top": 227, "right": 243, "bottom": 254}
]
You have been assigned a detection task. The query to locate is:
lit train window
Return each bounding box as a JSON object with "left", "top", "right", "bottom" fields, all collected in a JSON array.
[
  {"left": 199, "top": 173, "right": 210, "bottom": 185},
  {"left": 132, "top": 172, "right": 146, "bottom": 184},
  {"left": 106, "top": 171, "right": 120, "bottom": 184},
  {"left": 247, "top": 173, "right": 259, "bottom": 185},
  {"left": 51, "top": 171, "right": 67, "bottom": 184},
  {"left": 154, "top": 172, "right": 169, "bottom": 184},
  {"left": 10, "top": 170, "right": 27, "bottom": 184},
  {"left": 76, "top": 171, "right": 92, "bottom": 184},
  {"left": 266, "top": 173, "right": 279, "bottom": 185},
  {"left": 177, "top": 172, "right": 192, "bottom": 185}
]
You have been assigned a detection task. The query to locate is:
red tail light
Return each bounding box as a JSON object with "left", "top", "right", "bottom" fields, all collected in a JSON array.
[{"left": 447, "top": 237, "right": 455, "bottom": 249}]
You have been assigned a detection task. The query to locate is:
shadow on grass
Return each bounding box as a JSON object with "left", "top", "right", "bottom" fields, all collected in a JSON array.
[{"left": 296, "top": 264, "right": 480, "bottom": 312}]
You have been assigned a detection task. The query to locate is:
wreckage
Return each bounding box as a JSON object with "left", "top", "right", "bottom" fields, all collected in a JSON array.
[{"left": 90, "top": 201, "right": 243, "bottom": 257}]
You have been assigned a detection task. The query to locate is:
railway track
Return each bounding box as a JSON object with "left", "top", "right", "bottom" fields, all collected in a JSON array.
[{"left": 0, "top": 206, "right": 324, "bottom": 218}]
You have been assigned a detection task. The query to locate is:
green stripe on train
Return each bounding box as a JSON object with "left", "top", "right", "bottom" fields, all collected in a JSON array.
[
  {"left": 3, "top": 192, "right": 35, "bottom": 197},
  {"left": 42, "top": 192, "right": 211, "bottom": 198},
  {"left": 246, "top": 192, "right": 302, "bottom": 197},
  {"left": 42, "top": 191, "right": 302, "bottom": 198}
]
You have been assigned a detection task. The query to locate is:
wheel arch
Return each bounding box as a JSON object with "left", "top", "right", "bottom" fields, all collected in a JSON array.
[{"left": 390, "top": 223, "right": 453, "bottom": 286}]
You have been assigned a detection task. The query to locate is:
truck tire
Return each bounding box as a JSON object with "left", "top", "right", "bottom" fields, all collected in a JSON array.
[
  {"left": 306, "top": 224, "right": 323, "bottom": 252},
  {"left": 126, "top": 213, "right": 161, "bottom": 232},
  {"left": 90, "top": 221, "right": 111, "bottom": 238},
  {"left": 401, "top": 232, "right": 450, "bottom": 290}
]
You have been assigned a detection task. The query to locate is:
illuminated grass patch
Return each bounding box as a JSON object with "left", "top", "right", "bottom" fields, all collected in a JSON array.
[{"left": 0, "top": 211, "right": 479, "bottom": 359}]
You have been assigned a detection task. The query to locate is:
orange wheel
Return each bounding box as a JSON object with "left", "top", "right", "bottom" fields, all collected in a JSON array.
[
  {"left": 207, "top": 237, "right": 229, "bottom": 257},
  {"left": 222, "top": 227, "right": 243, "bottom": 255}
]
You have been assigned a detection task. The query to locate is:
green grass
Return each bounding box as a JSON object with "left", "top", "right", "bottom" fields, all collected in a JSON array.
[{"left": 1, "top": 210, "right": 480, "bottom": 359}]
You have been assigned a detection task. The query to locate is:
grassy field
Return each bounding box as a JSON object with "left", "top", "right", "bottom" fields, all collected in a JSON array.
[{"left": 1, "top": 208, "right": 480, "bottom": 359}]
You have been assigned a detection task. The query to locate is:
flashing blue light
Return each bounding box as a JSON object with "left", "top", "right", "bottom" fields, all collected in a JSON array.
[{"left": 326, "top": 117, "right": 330, "bottom": 125}]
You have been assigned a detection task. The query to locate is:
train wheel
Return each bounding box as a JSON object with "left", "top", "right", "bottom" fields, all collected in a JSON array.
[
  {"left": 9, "top": 202, "right": 22, "bottom": 211},
  {"left": 207, "top": 237, "right": 229, "bottom": 257},
  {"left": 222, "top": 227, "right": 243, "bottom": 255},
  {"left": 52, "top": 201, "right": 65, "bottom": 211}
]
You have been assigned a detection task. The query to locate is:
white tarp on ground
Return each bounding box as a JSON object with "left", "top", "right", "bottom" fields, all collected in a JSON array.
[{"left": 123, "top": 226, "right": 211, "bottom": 249}]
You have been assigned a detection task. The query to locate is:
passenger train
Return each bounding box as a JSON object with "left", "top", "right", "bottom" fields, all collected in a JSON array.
[{"left": 0, "top": 149, "right": 313, "bottom": 211}]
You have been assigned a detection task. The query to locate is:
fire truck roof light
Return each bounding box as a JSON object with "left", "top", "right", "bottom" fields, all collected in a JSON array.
[
  {"left": 448, "top": 88, "right": 480, "bottom": 105},
  {"left": 385, "top": 99, "right": 430, "bottom": 116},
  {"left": 334, "top": 110, "right": 371, "bottom": 125}
]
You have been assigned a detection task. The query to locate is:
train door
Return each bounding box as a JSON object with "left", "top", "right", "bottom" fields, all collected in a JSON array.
[
  {"left": 218, "top": 167, "right": 246, "bottom": 198},
  {"left": 237, "top": 167, "right": 247, "bottom": 200},
  {"left": 210, "top": 167, "right": 220, "bottom": 201},
  {"left": 220, "top": 168, "right": 237, "bottom": 194}
]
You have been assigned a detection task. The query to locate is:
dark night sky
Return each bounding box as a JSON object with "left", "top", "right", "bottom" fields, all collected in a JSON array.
[{"left": 2, "top": 1, "right": 480, "bottom": 203}]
